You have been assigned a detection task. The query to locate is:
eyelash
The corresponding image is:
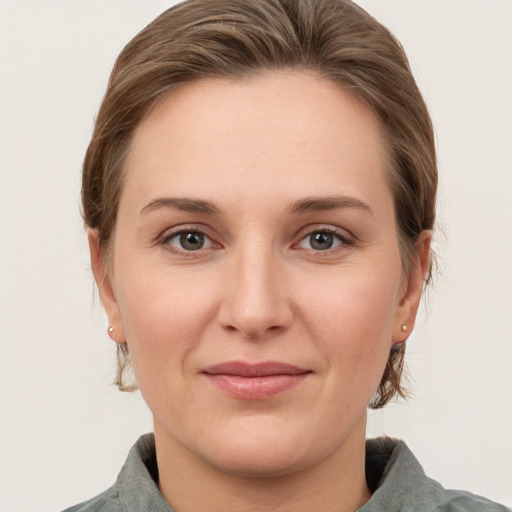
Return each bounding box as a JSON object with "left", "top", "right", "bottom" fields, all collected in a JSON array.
[
  {"left": 160, "top": 227, "right": 220, "bottom": 255},
  {"left": 294, "top": 227, "right": 353, "bottom": 254},
  {"left": 158, "top": 225, "right": 354, "bottom": 256}
]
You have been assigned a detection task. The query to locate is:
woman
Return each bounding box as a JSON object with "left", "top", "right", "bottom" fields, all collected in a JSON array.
[{"left": 63, "top": 0, "right": 509, "bottom": 510}]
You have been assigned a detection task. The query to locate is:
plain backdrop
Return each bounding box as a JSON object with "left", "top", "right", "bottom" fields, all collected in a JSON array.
[{"left": 1, "top": 1, "right": 511, "bottom": 511}]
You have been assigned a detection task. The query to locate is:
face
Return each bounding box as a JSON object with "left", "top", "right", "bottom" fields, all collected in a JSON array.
[{"left": 90, "top": 72, "right": 428, "bottom": 478}]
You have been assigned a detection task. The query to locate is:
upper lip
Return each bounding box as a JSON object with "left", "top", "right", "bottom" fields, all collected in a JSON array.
[{"left": 202, "top": 361, "right": 310, "bottom": 377}]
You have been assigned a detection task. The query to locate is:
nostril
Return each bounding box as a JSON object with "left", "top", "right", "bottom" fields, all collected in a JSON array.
[{"left": 217, "top": 272, "right": 294, "bottom": 338}]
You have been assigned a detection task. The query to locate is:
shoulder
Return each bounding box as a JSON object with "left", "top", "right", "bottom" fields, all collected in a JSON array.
[
  {"left": 60, "top": 433, "right": 171, "bottom": 512},
  {"left": 60, "top": 486, "right": 122, "bottom": 512},
  {"left": 63, "top": 434, "right": 164, "bottom": 512},
  {"left": 361, "top": 438, "right": 510, "bottom": 512}
]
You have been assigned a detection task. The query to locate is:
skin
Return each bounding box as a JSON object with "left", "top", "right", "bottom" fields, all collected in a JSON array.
[{"left": 89, "top": 72, "right": 431, "bottom": 512}]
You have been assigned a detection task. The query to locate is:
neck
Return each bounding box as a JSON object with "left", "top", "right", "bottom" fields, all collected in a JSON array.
[{"left": 154, "top": 416, "right": 371, "bottom": 512}]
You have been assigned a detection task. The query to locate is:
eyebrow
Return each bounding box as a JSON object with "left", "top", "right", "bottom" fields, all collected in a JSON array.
[
  {"left": 140, "top": 197, "right": 220, "bottom": 216},
  {"left": 140, "top": 195, "right": 372, "bottom": 217},
  {"left": 289, "top": 195, "right": 374, "bottom": 217}
]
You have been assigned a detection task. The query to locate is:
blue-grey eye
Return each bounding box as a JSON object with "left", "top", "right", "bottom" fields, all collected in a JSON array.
[
  {"left": 167, "top": 231, "right": 212, "bottom": 251},
  {"left": 298, "top": 231, "right": 344, "bottom": 251},
  {"left": 310, "top": 232, "right": 334, "bottom": 250}
]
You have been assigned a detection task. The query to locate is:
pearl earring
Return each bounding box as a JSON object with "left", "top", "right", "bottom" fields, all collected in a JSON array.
[
  {"left": 108, "top": 326, "right": 114, "bottom": 333},
  {"left": 400, "top": 325, "right": 407, "bottom": 332}
]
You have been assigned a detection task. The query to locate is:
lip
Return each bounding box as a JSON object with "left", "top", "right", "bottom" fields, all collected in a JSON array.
[{"left": 201, "top": 361, "right": 311, "bottom": 400}]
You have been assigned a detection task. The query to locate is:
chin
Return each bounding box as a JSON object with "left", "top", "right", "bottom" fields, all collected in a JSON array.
[
  {"left": 194, "top": 417, "right": 341, "bottom": 479},
  {"left": 207, "top": 440, "right": 311, "bottom": 478}
]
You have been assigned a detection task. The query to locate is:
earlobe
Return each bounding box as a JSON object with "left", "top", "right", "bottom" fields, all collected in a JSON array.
[
  {"left": 87, "top": 229, "right": 126, "bottom": 343},
  {"left": 392, "top": 230, "right": 432, "bottom": 344}
]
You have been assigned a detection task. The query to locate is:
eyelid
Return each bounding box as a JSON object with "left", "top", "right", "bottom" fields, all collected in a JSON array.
[
  {"left": 166, "top": 231, "right": 214, "bottom": 250},
  {"left": 292, "top": 224, "right": 355, "bottom": 251},
  {"left": 155, "top": 223, "right": 354, "bottom": 255},
  {"left": 158, "top": 224, "right": 223, "bottom": 253}
]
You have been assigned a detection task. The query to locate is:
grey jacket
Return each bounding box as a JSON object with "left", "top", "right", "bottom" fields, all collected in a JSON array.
[{"left": 62, "top": 434, "right": 509, "bottom": 512}]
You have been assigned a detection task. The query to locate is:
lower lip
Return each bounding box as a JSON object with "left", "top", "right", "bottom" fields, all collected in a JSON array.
[{"left": 204, "top": 373, "right": 309, "bottom": 400}]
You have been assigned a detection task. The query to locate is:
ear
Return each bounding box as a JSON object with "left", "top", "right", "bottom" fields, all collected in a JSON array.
[
  {"left": 87, "top": 229, "right": 126, "bottom": 343},
  {"left": 392, "top": 230, "right": 432, "bottom": 344}
]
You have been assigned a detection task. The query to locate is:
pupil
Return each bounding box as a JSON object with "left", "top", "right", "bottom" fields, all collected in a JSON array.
[
  {"left": 311, "top": 232, "right": 333, "bottom": 250},
  {"left": 181, "top": 232, "right": 204, "bottom": 250}
]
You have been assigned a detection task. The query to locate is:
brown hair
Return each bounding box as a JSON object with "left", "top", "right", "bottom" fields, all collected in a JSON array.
[{"left": 82, "top": 0, "right": 437, "bottom": 408}]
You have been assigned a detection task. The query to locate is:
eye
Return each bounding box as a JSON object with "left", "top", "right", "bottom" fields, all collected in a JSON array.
[
  {"left": 297, "top": 230, "right": 346, "bottom": 251},
  {"left": 164, "top": 231, "right": 214, "bottom": 251}
]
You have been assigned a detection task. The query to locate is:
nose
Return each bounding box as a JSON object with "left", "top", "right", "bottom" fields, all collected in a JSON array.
[{"left": 217, "top": 243, "right": 293, "bottom": 339}]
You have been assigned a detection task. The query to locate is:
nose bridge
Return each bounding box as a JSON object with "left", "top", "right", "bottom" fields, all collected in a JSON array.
[{"left": 220, "top": 236, "right": 292, "bottom": 338}]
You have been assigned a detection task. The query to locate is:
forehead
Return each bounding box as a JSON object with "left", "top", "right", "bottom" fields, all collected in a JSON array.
[{"left": 123, "top": 71, "right": 390, "bottom": 207}]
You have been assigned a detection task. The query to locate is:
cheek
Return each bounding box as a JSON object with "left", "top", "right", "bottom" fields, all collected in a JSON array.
[
  {"left": 298, "top": 266, "right": 400, "bottom": 383},
  {"left": 302, "top": 264, "right": 399, "bottom": 331},
  {"left": 114, "top": 266, "right": 220, "bottom": 379}
]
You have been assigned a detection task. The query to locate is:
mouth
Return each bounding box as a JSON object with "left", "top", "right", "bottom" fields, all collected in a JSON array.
[{"left": 201, "top": 361, "right": 312, "bottom": 400}]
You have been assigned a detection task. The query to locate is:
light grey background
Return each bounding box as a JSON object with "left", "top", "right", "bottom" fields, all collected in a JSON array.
[{"left": 1, "top": 1, "right": 511, "bottom": 511}]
